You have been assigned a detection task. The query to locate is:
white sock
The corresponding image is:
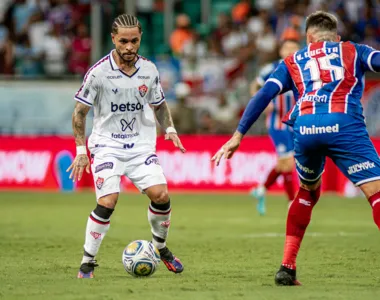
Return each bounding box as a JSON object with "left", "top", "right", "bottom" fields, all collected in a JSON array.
[
  {"left": 81, "top": 211, "right": 111, "bottom": 264},
  {"left": 148, "top": 202, "right": 171, "bottom": 250}
]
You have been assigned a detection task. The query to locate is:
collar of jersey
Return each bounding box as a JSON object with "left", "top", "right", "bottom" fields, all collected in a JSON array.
[{"left": 109, "top": 50, "right": 140, "bottom": 77}]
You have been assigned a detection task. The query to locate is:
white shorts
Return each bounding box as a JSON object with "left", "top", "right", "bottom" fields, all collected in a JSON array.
[{"left": 90, "top": 148, "right": 167, "bottom": 200}]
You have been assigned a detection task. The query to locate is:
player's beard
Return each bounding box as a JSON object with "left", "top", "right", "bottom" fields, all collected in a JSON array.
[{"left": 116, "top": 47, "right": 139, "bottom": 65}]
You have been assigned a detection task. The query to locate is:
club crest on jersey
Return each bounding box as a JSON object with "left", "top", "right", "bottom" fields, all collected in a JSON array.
[
  {"left": 145, "top": 154, "right": 160, "bottom": 165},
  {"left": 96, "top": 177, "right": 104, "bottom": 189},
  {"left": 139, "top": 84, "right": 148, "bottom": 97}
]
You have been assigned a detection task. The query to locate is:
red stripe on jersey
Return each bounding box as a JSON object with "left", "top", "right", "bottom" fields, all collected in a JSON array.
[
  {"left": 301, "top": 90, "right": 315, "bottom": 115},
  {"left": 285, "top": 54, "right": 305, "bottom": 96},
  {"left": 330, "top": 42, "right": 357, "bottom": 113}
]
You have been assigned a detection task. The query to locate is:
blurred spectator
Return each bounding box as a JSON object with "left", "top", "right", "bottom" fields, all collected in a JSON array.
[
  {"left": 68, "top": 22, "right": 91, "bottom": 76},
  {"left": 12, "top": 0, "right": 38, "bottom": 39},
  {"left": 0, "top": 0, "right": 13, "bottom": 23},
  {"left": 0, "top": 22, "right": 13, "bottom": 74},
  {"left": 362, "top": 25, "right": 380, "bottom": 49},
  {"left": 211, "top": 93, "right": 239, "bottom": 132},
  {"left": 170, "top": 13, "right": 193, "bottom": 55},
  {"left": 255, "top": 22, "right": 277, "bottom": 64},
  {"left": 41, "top": 23, "right": 70, "bottom": 76},
  {"left": 47, "top": 0, "right": 73, "bottom": 30},
  {"left": 232, "top": 0, "right": 251, "bottom": 24},
  {"left": 182, "top": 24, "right": 208, "bottom": 61},
  {"left": 172, "top": 82, "right": 196, "bottom": 134},
  {"left": 28, "top": 10, "right": 51, "bottom": 55},
  {"left": 14, "top": 33, "right": 42, "bottom": 76},
  {"left": 197, "top": 110, "right": 220, "bottom": 134}
]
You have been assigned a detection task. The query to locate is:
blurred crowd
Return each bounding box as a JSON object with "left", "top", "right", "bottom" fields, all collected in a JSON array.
[
  {"left": 0, "top": 0, "right": 379, "bottom": 135},
  {"left": 0, "top": 0, "right": 92, "bottom": 76}
]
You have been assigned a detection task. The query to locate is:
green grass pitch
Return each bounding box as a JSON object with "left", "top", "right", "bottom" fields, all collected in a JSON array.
[{"left": 1, "top": 191, "right": 380, "bottom": 300}]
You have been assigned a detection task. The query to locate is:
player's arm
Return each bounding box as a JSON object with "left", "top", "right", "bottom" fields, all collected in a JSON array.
[
  {"left": 67, "top": 71, "right": 98, "bottom": 181},
  {"left": 355, "top": 43, "right": 380, "bottom": 72},
  {"left": 370, "top": 52, "right": 380, "bottom": 72},
  {"left": 153, "top": 102, "right": 185, "bottom": 153},
  {"left": 212, "top": 62, "right": 292, "bottom": 165},
  {"left": 72, "top": 102, "right": 91, "bottom": 147},
  {"left": 66, "top": 102, "right": 91, "bottom": 181}
]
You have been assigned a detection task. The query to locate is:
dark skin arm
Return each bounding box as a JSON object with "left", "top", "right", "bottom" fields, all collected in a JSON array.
[
  {"left": 153, "top": 102, "right": 186, "bottom": 153},
  {"left": 66, "top": 102, "right": 91, "bottom": 181}
]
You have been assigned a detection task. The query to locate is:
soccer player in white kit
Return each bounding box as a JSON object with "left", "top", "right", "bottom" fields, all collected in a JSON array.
[{"left": 67, "top": 14, "right": 186, "bottom": 278}]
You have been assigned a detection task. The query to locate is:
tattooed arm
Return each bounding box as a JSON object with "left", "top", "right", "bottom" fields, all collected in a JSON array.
[
  {"left": 153, "top": 101, "right": 174, "bottom": 131},
  {"left": 153, "top": 102, "right": 186, "bottom": 153},
  {"left": 67, "top": 102, "right": 91, "bottom": 181},
  {"left": 72, "top": 102, "right": 91, "bottom": 146}
]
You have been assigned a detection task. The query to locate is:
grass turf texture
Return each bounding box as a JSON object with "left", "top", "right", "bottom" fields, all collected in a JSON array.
[{"left": 1, "top": 192, "right": 380, "bottom": 300}]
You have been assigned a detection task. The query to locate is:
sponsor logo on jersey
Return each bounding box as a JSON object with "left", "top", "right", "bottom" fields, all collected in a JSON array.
[
  {"left": 107, "top": 75, "right": 122, "bottom": 79},
  {"left": 145, "top": 154, "right": 160, "bottom": 165},
  {"left": 295, "top": 158, "right": 315, "bottom": 174},
  {"left": 298, "top": 94, "right": 328, "bottom": 104},
  {"left": 138, "top": 75, "right": 150, "bottom": 79},
  {"left": 95, "top": 162, "right": 114, "bottom": 173},
  {"left": 347, "top": 161, "right": 375, "bottom": 175},
  {"left": 96, "top": 177, "right": 104, "bottom": 189},
  {"left": 111, "top": 102, "right": 144, "bottom": 112},
  {"left": 139, "top": 84, "right": 148, "bottom": 97},
  {"left": 111, "top": 132, "right": 139, "bottom": 139},
  {"left": 120, "top": 118, "right": 136, "bottom": 131},
  {"left": 299, "top": 124, "right": 339, "bottom": 135},
  {"left": 112, "top": 88, "right": 118, "bottom": 94},
  {"left": 90, "top": 231, "right": 102, "bottom": 239}
]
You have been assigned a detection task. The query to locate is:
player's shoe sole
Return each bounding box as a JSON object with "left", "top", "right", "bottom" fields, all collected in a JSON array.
[
  {"left": 275, "top": 265, "right": 301, "bottom": 286},
  {"left": 77, "top": 260, "right": 98, "bottom": 278},
  {"left": 251, "top": 188, "right": 266, "bottom": 216},
  {"left": 159, "top": 247, "right": 184, "bottom": 274}
]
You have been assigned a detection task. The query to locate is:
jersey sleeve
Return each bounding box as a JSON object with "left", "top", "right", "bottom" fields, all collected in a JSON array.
[
  {"left": 148, "top": 66, "right": 166, "bottom": 106},
  {"left": 74, "top": 69, "right": 99, "bottom": 107},
  {"left": 267, "top": 61, "right": 293, "bottom": 94},
  {"left": 256, "top": 63, "right": 275, "bottom": 86},
  {"left": 355, "top": 43, "right": 380, "bottom": 73}
]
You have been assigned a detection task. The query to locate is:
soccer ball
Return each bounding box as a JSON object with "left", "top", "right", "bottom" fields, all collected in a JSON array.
[{"left": 122, "top": 240, "right": 161, "bottom": 277}]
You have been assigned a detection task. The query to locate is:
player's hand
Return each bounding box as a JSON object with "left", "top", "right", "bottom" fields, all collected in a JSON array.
[
  {"left": 211, "top": 132, "right": 243, "bottom": 166},
  {"left": 66, "top": 154, "right": 90, "bottom": 182},
  {"left": 165, "top": 132, "right": 186, "bottom": 153}
]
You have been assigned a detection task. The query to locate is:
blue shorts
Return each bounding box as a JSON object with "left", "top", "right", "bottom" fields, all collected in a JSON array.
[
  {"left": 268, "top": 128, "right": 294, "bottom": 158},
  {"left": 293, "top": 113, "right": 380, "bottom": 186}
]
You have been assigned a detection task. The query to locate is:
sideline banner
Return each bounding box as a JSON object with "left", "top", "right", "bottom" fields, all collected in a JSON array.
[{"left": 2, "top": 135, "right": 379, "bottom": 195}]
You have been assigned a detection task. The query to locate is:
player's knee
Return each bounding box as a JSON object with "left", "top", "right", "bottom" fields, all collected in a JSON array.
[
  {"left": 359, "top": 180, "right": 380, "bottom": 199},
  {"left": 98, "top": 193, "right": 118, "bottom": 209},
  {"left": 150, "top": 190, "right": 169, "bottom": 204},
  {"left": 300, "top": 179, "right": 321, "bottom": 191}
]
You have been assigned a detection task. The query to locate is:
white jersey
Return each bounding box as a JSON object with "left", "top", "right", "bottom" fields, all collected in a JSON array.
[{"left": 74, "top": 50, "right": 166, "bottom": 153}]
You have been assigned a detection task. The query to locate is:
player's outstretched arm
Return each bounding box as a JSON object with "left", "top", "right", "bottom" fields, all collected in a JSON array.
[
  {"left": 154, "top": 102, "right": 186, "bottom": 153},
  {"left": 212, "top": 81, "right": 281, "bottom": 166},
  {"left": 66, "top": 102, "right": 91, "bottom": 181}
]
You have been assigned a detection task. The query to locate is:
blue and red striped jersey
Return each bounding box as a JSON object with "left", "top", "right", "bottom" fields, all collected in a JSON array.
[
  {"left": 267, "top": 41, "right": 380, "bottom": 125},
  {"left": 257, "top": 60, "right": 295, "bottom": 130}
]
